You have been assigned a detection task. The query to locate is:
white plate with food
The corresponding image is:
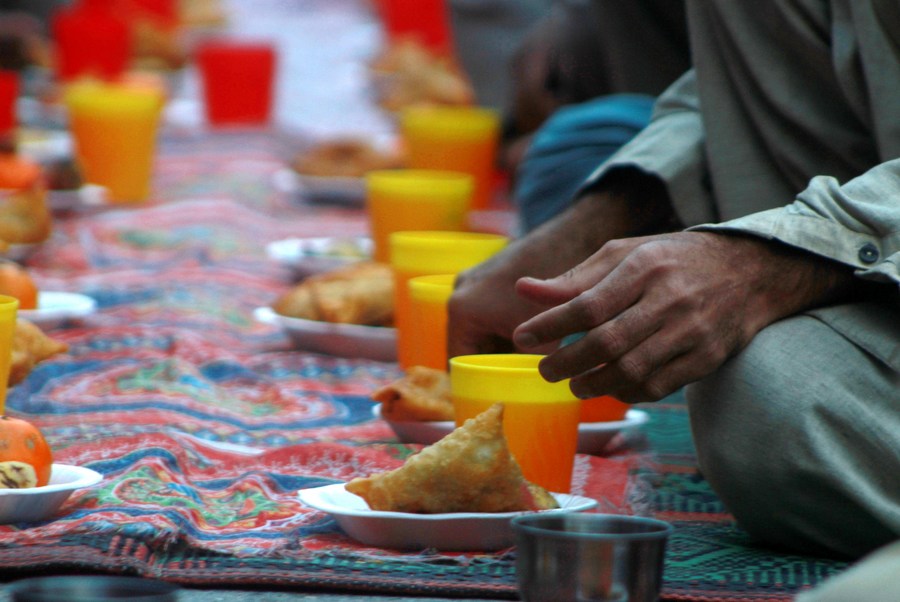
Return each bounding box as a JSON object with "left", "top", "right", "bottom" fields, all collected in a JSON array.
[
  {"left": 272, "top": 167, "right": 367, "bottom": 207},
  {"left": 299, "top": 482, "right": 597, "bottom": 550},
  {"left": 0, "top": 463, "right": 102, "bottom": 523},
  {"left": 266, "top": 236, "right": 373, "bottom": 279},
  {"left": 296, "top": 173, "right": 367, "bottom": 206},
  {"left": 254, "top": 306, "right": 397, "bottom": 362},
  {"left": 279, "top": 136, "right": 401, "bottom": 206},
  {"left": 373, "top": 404, "right": 650, "bottom": 454},
  {"left": 19, "top": 291, "right": 98, "bottom": 329}
]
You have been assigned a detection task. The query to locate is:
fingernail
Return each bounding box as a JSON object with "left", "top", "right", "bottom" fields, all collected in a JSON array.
[{"left": 538, "top": 363, "right": 559, "bottom": 383}]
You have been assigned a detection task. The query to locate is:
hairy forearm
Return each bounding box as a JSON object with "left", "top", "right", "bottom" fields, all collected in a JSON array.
[
  {"left": 504, "top": 168, "right": 682, "bottom": 281},
  {"left": 716, "top": 232, "right": 886, "bottom": 333}
]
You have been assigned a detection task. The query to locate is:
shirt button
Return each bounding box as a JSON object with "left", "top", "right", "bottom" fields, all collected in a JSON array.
[{"left": 858, "top": 243, "right": 879, "bottom": 264}]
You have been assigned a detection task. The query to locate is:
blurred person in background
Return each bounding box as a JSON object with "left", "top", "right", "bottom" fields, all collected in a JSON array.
[
  {"left": 450, "top": 0, "right": 690, "bottom": 233},
  {"left": 449, "top": 0, "right": 900, "bottom": 560},
  {"left": 0, "top": 1, "right": 60, "bottom": 71}
]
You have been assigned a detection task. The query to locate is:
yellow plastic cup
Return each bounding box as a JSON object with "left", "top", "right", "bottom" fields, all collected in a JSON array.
[
  {"left": 390, "top": 231, "right": 507, "bottom": 369},
  {"left": 407, "top": 273, "right": 456, "bottom": 371},
  {"left": 400, "top": 106, "right": 500, "bottom": 211},
  {"left": 366, "top": 169, "right": 474, "bottom": 263},
  {"left": 64, "top": 81, "right": 165, "bottom": 202},
  {"left": 449, "top": 354, "right": 581, "bottom": 493},
  {"left": 0, "top": 295, "right": 19, "bottom": 413}
]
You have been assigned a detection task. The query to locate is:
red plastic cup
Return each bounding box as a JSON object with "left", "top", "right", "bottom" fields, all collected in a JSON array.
[
  {"left": 0, "top": 71, "right": 19, "bottom": 135},
  {"left": 51, "top": 0, "right": 132, "bottom": 81},
  {"left": 381, "top": 0, "right": 452, "bottom": 54},
  {"left": 196, "top": 40, "right": 277, "bottom": 127}
]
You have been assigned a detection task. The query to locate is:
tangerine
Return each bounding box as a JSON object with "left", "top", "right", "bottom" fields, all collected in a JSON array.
[{"left": 0, "top": 415, "right": 53, "bottom": 487}]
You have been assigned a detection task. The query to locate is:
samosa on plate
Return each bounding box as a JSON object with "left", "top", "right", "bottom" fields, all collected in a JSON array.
[
  {"left": 372, "top": 365, "right": 454, "bottom": 422},
  {"left": 346, "top": 403, "right": 558, "bottom": 513}
]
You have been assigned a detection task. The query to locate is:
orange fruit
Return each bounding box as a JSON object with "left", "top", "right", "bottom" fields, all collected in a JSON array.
[
  {"left": 0, "top": 415, "right": 53, "bottom": 487},
  {"left": 579, "top": 395, "right": 630, "bottom": 422},
  {"left": 0, "top": 261, "right": 38, "bottom": 310}
]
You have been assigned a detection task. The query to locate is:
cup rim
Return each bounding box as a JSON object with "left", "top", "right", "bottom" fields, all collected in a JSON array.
[{"left": 511, "top": 512, "right": 673, "bottom": 542}]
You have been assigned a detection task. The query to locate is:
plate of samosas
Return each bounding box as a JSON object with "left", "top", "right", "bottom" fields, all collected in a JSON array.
[
  {"left": 299, "top": 404, "right": 597, "bottom": 550},
  {"left": 372, "top": 366, "right": 650, "bottom": 454},
  {"left": 285, "top": 138, "right": 404, "bottom": 206},
  {"left": 266, "top": 236, "right": 373, "bottom": 279},
  {"left": 257, "top": 261, "right": 397, "bottom": 361}
]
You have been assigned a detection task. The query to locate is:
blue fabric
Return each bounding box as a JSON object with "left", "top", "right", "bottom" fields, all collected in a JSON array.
[{"left": 515, "top": 94, "right": 656, "bottom": 232}]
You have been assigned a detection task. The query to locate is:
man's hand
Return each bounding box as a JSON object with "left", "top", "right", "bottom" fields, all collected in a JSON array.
[
  {"left": 447, "top": 169, "right": 682, "bottom": 360},
  {"left": 447, "top": 242, "right": 554, "bottom": 358},
  {"left": 513, "top": 231, "right": 858, "bottom": 403}
]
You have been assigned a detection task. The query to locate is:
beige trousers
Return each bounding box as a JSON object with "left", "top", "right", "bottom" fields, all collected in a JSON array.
[{"left": 687, "top": 304, "right": 900, "bottom": 559}]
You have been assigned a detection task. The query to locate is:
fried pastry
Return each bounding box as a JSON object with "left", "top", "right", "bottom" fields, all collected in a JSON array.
[
  {"left": 273, "top": 261, "right": 394, "bottom": 326},
  {"left": 370, "top": 39, "right": 474, "bottom": 112},
  {"left": 346, "top": 404, "right": 559, "bottom": 513},
  {"left": 0, "top": 155, "right": 52, "bottom": 245},
  {"left": 292, "top": 139, "right": 403, "bottom": 179},
  {"left": 9, "top": 319, "right": 69, "bottom": 387},
  {"left": 373, "top": 365, "right": 453, "bottom": 421}
]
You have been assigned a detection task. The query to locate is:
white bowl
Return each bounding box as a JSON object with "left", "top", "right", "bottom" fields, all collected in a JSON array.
[{"left": 0, "top": 463, "right": 102, "bottom": 523}]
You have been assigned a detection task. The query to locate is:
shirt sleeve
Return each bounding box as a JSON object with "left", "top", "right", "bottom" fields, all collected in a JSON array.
[
  {"left": 689, "top": 161, "right": 900, "bottom": 287},
  {"left": 581, "top": 70, "right": 720, "bottom": 226}
]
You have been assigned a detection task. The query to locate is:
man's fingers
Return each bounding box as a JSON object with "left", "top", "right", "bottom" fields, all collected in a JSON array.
[
  {"left": 533, "top": 303, "right": 661, "bottom": 382},
  {"left": 513, "top": 258, "right": 644, "bottom": 352}
]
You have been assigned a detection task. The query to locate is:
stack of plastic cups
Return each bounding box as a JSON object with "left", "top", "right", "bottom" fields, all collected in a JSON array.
[
  {"left": 365, "top": 169, "right": 474, "bottom": 264},
  {"left": 390, "top": 231, "right": 507, "bottom": 370},
  {"left": 400, "top": 106, "right": 501, "bottom": 211}
]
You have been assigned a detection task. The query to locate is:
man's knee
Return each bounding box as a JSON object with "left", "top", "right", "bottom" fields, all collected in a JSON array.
[{"left": 687, "top": 315, "right": 900, "bottom": 558}]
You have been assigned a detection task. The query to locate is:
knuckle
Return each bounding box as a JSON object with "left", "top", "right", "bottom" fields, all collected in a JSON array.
[
  {"left": 617, "top": 354, "right": 650, "bottom": 383},
  {"left": 585, "top": 325, "right": 628, "bottom": 358},
  {"left": 641, "top": 379, "right": 671, "bottom": 402},
  {"left": 570, "top": 292, "right": 607, "bottom": 325}
]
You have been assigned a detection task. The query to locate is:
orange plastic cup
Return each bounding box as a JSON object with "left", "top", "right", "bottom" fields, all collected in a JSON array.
[
  {"left": 390, "top": 231, "right": 507, "bottom": 370},
  {"left": 407, "top": 273, "right": 456, "bottom": 370},
  {"left": 366, "top": 170, "right": 474, "bottom": 263},
  {"left": 580, "top": 395, "right": 630, "bottom": 422},
  {"left": 400, "top": 106, "right": 500, "bottom": 210},
  {"left": 0, "top": 295, "right": 19, "bottom": 414},
  {"left": 450, "top": 354, "right": 581, "bottom": 493},
  {"left": 64, "top": 81, "right": 165, "bottom": 202},
  {"left": 196, "top": 40, "right": 277, "bottom": 127}
]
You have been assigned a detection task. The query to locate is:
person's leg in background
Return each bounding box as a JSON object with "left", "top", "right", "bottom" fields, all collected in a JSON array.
[
  {"left": 513, "top": 94, "right": 655, "bottom": 233},
  {"left": 447, "top": 0, "right": 553, "bottom": 112}
]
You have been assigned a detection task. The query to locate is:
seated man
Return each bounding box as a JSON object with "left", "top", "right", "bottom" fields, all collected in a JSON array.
[{"left": 448, "top": 0, "right": 900, "bottom": 560}]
